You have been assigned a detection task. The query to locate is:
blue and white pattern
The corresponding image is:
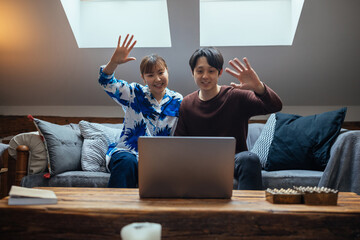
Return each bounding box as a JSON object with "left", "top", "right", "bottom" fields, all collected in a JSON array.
[
  {"left": 98, "top": 67, "right": 183, "bottom": 168},
  {"left": 250, "top": 113, "right": 277, "bottom": 168}
]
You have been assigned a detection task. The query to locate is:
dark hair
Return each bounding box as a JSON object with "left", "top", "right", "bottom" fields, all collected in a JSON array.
[
  {"left": 189, "top": 47, "right": 224, "bottom": 74},
  {"left": 140, "top": 54, "right": 168, "bottom": 76}
]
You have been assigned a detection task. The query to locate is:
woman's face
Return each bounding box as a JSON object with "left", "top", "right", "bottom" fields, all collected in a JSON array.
[{"left": 142, "top": 64, "right": 169, "bottom": 101}]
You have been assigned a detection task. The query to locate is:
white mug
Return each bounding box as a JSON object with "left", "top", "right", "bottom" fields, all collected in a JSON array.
[{"left": 121, "top": 222, "right": 162, "bottom": 240}]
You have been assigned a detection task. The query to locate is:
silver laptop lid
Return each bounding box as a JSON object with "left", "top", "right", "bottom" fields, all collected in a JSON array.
[{"left": 138, "top": 136, "right": 235, "bottom": 199}]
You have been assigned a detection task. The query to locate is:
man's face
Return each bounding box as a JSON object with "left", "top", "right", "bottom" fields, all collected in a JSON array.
[{"left": 193, "top": 56, "right": 221, "bottom": 92}]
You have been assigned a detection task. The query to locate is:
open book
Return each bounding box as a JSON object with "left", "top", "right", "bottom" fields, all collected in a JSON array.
[{"left": 8, "top": 186, "right": 58, "bottom": 205}]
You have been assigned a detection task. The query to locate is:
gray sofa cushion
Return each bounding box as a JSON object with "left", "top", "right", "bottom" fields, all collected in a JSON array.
[
  {"left": 262, "top": 170, "right": 323, "bottom": 189},
  {"left": 26, "top": 170, "right": 321, "bottom": 190},
  {"left": 33, "top": 117, "right": 83, "bottom": 176},
  {"left": 233, "top": 170, "right": 323, "bottom": 190},
  {"left": 21, "top": 171, "right": 110, "bottom": 188}
]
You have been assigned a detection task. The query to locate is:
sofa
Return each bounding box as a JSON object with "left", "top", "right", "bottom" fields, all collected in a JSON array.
[{"left": 7, "top": 109, "right": 360, "bottom": 194}]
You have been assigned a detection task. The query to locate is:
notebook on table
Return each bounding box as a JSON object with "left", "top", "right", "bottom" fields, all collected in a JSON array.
[{"left": 138, "top": 136, "right": 236, "bottom": 199}]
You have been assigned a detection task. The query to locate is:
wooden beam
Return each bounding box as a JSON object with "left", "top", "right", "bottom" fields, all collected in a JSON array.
[
  {"left": 0, "top": 115, "right": 124, "bottom": 138},
  {"left": 1, "top": 115, "right": 359, "bottom": 139}
]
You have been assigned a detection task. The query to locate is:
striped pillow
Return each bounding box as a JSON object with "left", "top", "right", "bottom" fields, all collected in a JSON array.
[
  {"left": 250, "top": 114, "right": 276, "bottom": 169},
  {"left": 79, "top": 121, "right": 123, "bottom": 172}
]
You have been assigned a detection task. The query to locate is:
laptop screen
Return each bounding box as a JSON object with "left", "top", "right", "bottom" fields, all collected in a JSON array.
[{"left": 138, "top": 136, "right": 235, "bottom": 199}]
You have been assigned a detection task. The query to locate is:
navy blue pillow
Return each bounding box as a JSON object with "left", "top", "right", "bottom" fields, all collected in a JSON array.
[{"left": 264, "top": 107, "right": 347, "bottom": 171}]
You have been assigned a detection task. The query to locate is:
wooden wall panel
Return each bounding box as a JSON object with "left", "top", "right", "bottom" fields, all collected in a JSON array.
[
  {"left": 0, "top": 116, "right": 124, "bottom": 138},
  {"left": 1, "top": 115, "right": 359, "bottom": 139}
]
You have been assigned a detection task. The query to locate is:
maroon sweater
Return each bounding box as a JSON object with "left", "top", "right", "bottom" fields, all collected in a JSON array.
[{"left": 174, "top": 85, "right": 282, "bottom": 153}]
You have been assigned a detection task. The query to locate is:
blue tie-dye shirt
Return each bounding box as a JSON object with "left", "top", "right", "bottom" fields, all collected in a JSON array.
[{"left": 98, "top": 67, "right": 183, "bottom": 168}]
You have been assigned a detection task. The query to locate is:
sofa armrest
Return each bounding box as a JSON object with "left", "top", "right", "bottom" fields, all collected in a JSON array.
[
  {"left": 1, "top": 148, "right": 10, "bottom": 198},
  {"left": 319, "top": 130, "right": 360, "bottom": 194},
  {"left": 14, "top": 145, "right": 29, "bottom": 186},
  {"left": 328, "top": 129, "right": 350, "bottom": 154}
]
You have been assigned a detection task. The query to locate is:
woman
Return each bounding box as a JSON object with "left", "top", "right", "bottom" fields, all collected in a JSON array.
[{"left": 99, "top": 34, "right": 183, "bottom": 188}]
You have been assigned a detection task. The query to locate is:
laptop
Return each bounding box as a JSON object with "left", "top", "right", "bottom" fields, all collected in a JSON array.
[{"left": 138, "top": 136, "right": 236, "bottom": 199}]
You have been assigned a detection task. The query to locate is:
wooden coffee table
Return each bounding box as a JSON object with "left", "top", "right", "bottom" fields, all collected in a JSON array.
[{"left": 1, "top": 188, "right": 360, "bottom": 239}]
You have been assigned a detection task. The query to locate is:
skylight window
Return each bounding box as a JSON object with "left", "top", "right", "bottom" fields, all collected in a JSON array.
[
  {"left": 200, "top": 0, "right": 304, "bottom": 46},
  {"left": 60, "top": 0, "right": 171, "bottom": 48}
]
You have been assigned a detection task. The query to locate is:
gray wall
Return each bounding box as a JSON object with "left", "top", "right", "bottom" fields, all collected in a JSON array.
[{"left": 1, "top": 0, "right": 359, "bottom": 120}]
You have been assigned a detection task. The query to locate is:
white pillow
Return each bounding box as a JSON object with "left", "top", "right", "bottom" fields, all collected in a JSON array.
[
  {"left": 79, "top": 121, "right": 123, "bottom": 172},
  {"left": 8, "top": 132, "right": 48, "bottom": 175}
]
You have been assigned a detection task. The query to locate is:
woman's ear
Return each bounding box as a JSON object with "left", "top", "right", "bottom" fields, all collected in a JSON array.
[
  {"left": 141, "top": 74, "right": 146, "bottom": 84},
  {"left": 218, "top": 69, "right": 223, "bottom": 76}
]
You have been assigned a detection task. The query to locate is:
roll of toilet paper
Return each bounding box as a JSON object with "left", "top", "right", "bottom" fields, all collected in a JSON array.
[{"left": 120, "top": 222, "right": 161, "bottom": 240}]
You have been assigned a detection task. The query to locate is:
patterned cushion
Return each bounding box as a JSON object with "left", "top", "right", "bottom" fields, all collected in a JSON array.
[
  {"left": 250, "top": 114, "right": 276, "bottom": 168},
  {"left": 79, "top": 121, "right": 123, "bottom": 172}
]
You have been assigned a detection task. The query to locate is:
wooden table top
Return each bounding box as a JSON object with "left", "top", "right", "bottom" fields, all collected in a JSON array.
[
  {"left": 2, "top": 187, "right": 359, "bottom": 212},
  {"left": 1, "top": 188, "right": 360, "bottom": 240}
]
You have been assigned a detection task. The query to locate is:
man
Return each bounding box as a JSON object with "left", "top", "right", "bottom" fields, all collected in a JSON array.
[{"left": 175, "top": 47, "right": 282, "bottom": 190}]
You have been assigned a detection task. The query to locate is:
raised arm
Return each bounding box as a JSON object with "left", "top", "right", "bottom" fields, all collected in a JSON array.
[
  {"left": 102, "top": 34, "right": 137, "bottom": 75},
  {"left": 225, "top": 57, "right": 265, "bottom": 95},
  {"left": 99, "top": 34, "right": 138, "bottom": 106}
]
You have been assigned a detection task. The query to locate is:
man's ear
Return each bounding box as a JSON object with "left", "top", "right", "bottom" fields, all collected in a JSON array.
[{"left": 219, "top": 69, "right": 223, "bottom": 76}]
